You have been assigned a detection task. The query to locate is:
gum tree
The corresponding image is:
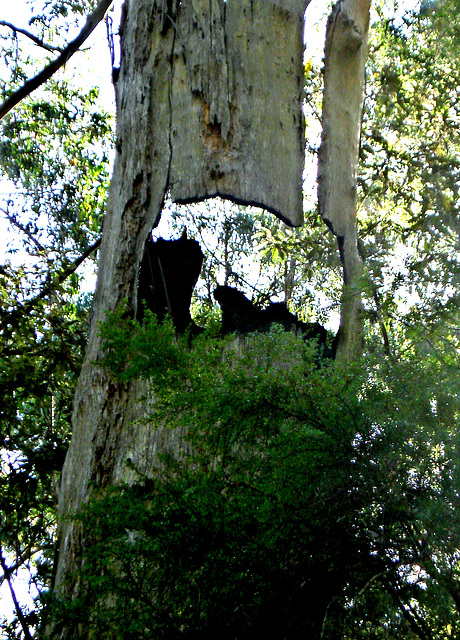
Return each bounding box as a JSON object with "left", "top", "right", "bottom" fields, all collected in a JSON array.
[
  {"left": 51, "top": 4, "right": 371, "bottom": 628},
  {"left": 0, "top": 0, "right": 373, "bottom": 635}
]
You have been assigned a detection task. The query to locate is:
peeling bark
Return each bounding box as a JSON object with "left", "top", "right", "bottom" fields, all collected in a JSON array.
[
  {"left": 49, "top": 0, "right": 310, "bottom": 633},
  {"left": 317, "top": 0, "right": 371, "bottom": 360}
]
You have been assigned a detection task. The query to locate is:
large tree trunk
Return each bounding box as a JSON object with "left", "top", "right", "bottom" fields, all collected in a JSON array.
[
  {"left": 49, "top": 0, "right": 309, "bottom": 634},
  {"left": 318, "top": 0, "right": 372, "bottom": 361},
  {"left": 49, "top": 0, "right": 374, "bottom": 631}
]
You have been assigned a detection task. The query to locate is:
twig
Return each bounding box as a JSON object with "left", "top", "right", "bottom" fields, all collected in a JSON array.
[
  {"left": 0, "top": 21, "right": 62, "bottom": 53},
  {"left": 0, "top": 546, "right": 33, "bottom": 640},
  {"left": 25, "top": 236, "right": 102, "bottom": 306},
  {"left": 0, "top": 542, "right": 46, "bottom": 587},
  {"left": 0, "top": 0, "right": 114, "bottom": 121},
  {"left": 354, "top": 569, "right": 392, "bottom": 604},
  {"left": 1, "top": 237, "right": 101, "bottom": 326},
  {"left": 0, "top": 207, "right": 46, "bottom": 253},
  {"left": 372, "top": 286, "right": 393, "bottom": 358}
]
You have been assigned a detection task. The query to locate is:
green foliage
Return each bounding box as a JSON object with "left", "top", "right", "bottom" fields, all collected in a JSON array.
[
  {"left": 0, "top": 285, "right": 91, "bottom": 634},
  {"left": 53, "top": 317, "right": 358, "bottom": 637},
  {"left": 0, "top": 81, "right": 112, "bottom": 255},
  {"left": 0, "top": 2, "right": 113, "bottom": 636},
  {"left": 360, "top": 0, "right": 460, "bottom": 351},
  {"left": 2, "top": 2, "right": 460, "bottom": 638},
  {"left": 48, "top": 315, "right": 460, "bottom": 639}
]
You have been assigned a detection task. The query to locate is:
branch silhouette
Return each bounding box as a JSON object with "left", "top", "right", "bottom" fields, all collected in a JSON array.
[
  {"left": 1, "top": 237, "right": 101, "bottom": 329},
  {"left": 0, "top": 0, "right": 113, "bottom": 121},
  {"left": 0, "top": 21, "right": 62, "bottom": 52}
]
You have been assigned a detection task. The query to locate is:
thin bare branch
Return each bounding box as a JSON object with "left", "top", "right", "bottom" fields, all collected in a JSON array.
[
  {"left": 1, "top": 237, "right": 101, "bottom": 327},
  {"left": 28, "top": 238, "right": 101, "bottom": 309},
  {"left": 0, "top": 207, "right": 46, "bottom": 253},
  {"left": 25, "top": 236, "right": 102, "bottom": 307},
  {"left": 0, "top": 543, "right": 46, "bottom": 586},
  {"left": 0, "top": 0, "right": 114, "bottom": 121},
  {"left": 0, "top": 546, "right": 33, "bottom": 640},
  {"left": 0, "top": 21, "right": 62, "bottom": 53}
]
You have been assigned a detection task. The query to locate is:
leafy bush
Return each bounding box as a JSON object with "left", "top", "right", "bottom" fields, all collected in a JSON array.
[{"left": 50, "top": 313, "right": 460, "bottom": 639}]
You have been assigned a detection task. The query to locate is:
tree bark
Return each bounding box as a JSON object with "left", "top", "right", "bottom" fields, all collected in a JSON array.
[
  {"left": 317, "top": 0, "right": 372, "bottom": 360},
  {"left": 49, "top": 0, "right": 310, "bottom": 634}
]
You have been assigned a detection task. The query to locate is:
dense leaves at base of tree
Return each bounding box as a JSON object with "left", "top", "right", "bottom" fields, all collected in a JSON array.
[{"left": 45, "top": 313, "right": 460, "bottom": 639}]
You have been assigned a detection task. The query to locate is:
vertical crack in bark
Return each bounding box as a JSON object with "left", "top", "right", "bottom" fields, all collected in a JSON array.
[{"left": 165, "top": 9, "right": 179, "bottom": 201}]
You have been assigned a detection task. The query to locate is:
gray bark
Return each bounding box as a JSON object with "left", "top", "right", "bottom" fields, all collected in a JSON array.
[
  {"left": 115, "top": 0, "right": 309, "bottom": 228},
  {"left": 168, "top": 1, "right": 307, "bottom": 226},
  {"left": 50, "top": 0, "right": 309, "bottom": 632},
  {"left": 317, "top": 0, "right": 371, "bottom": 360}
]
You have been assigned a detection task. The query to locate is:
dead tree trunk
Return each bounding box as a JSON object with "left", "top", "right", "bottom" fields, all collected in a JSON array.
[
  {"left": 49, "top": 0, "right": 309, "bottom": 634},
  {"left": 318, "top": 0, "right": 372, "bottom": 361}
]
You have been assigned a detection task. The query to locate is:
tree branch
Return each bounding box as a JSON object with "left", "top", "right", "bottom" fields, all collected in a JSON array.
[
  {"left": 372, "top": 287, "right": 392, "bottom": 358},
  {"left": 1, "top": 237, "right": 101, "bottom": 327},
  {"left": 0, "top": 207, "right": 46, "bottom": 253},
  {"left": 0, "top": 543, "right": 46, "bottom": 587},
  {"left": 0, "top": 0, "right": 114, "bottom": 121},
  {"left": 27, "top": 237, "right": 102, "bottom": 307},
  {"left": 0, "top": 546, "right": 33, "bottom": 640},
  {"left": 0, "top": 21, "right": 62, "bottom": 53}
]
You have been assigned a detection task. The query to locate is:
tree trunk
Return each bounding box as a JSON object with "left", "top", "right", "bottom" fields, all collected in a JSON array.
[
  {"left": 318, "top": 0, "right": 372, "bottom": 361},
  {"left": 49, "top": 0, "right": 309, "bottom": 635}
]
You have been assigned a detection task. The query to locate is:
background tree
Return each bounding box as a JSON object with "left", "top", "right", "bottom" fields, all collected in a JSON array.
[
  {"left": 318, "top": 0, "right": 372, "bottom": 359},
  {"left": 359, "top": 0, "right": 460, "bottom": 356},
  {"left": 0, "top": 1, "right": 112, "bottom": 635}
]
